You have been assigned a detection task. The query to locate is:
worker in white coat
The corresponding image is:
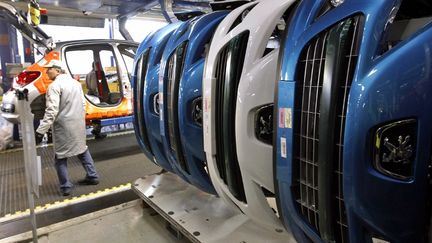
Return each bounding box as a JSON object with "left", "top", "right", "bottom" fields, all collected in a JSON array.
[{"left": 35, "top": 59, "right": 99, "bottom": 196}]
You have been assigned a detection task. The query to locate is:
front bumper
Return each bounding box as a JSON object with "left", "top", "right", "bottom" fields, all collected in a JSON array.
[
  {"left": 275, "top": 0, "right": 432, "bottom": 242},
  {"left": 1, "top": 91, "right": 19, "bottom": 123}
]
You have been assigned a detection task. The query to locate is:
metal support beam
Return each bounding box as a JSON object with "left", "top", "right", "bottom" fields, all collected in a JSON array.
[
  {"left": 99, "top": 115, "right": 134, "bottom": 127},
  {"left": 17, "top": 88, "right": 41, "bottom": 243},
  {"left": 0, "top": 21, "right": 19, "bottom": 91},
  {"left": 116, "top": 0, "right": 161, "bottom": 41},
  {"left": 117, "top": 17, "right": 134, "bottom": 41},
  {"left": 160, "top": 0, "right": 178, "bottom": 23},
  {"left": 22, "top": 38, "right": 35, "bottom": 64}
]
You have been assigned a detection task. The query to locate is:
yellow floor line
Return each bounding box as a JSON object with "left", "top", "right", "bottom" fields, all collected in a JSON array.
[{"left": 0, "top": 183, "right": 131, "bottom": 223}]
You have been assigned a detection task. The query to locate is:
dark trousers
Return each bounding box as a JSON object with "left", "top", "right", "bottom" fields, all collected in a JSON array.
[{"left": 54, "top": 149, "right": 98, "bottom": 190}]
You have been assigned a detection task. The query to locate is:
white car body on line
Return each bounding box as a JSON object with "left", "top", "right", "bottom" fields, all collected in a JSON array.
[{"left": 203, "top": 0, "right": 296, "bottom": 231}]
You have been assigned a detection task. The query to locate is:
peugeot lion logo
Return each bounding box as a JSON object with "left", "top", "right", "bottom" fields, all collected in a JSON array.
[{"left": 382, "top": 135, "right": 413, "bottom": 164}]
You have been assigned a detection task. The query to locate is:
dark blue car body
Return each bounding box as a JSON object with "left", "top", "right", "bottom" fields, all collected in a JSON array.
[
  {"left": 159, "top": 11, "right": 228, "bottom": 194},
  {"left": 132, "top": 22, "right": 181, "bottom": 173},
  {"left": 274, "top": 0, "right": 432, "bottom": 242}
]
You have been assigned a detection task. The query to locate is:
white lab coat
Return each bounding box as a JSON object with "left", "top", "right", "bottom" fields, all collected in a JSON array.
[{"left": 37, "top": 74, "right": 87, "bottom": 159}]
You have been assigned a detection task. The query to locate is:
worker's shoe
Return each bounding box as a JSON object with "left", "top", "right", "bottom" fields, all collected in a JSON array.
[
  {"left": 78, "top": 178, "right": 99, "bottom": 185},
  {"left": 61, "top": 187, "right": 73, "bottom": 196}
]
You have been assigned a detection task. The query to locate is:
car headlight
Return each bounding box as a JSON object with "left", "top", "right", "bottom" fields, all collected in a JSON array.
[
  {"left": 373, "top": 119, "right": 417, "bottom": 180},
  {"left": 0, "top": 103, "right": 15, "bottom": 113}
]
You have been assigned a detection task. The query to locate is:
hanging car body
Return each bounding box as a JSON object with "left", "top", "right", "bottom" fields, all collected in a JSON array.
[
  {"left": 132, "top": 22, "right": 181, "bottom": 173},
  {"left": 0, "top": 2, "right": 138, "bottom": 137},
  {"left": 202, "top": 0, "right": 296, "bottom": 231},
  {"left": 1, "top": 40, "right": 137, "bottom": 126},
  {"left": 159, "top": 11, "right": 228, "bottom": 194},
  {"left": 274, "top": 0, "right": 432, "bottom": 242}
]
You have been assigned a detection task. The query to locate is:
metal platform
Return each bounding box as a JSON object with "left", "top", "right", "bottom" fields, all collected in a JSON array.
[
  {"left": 0, "top": 132, "right": 161, "bottom": 219},
  {"left": 1, "top": 199, "right": 192, "bottom": 243},
  {"left": 133, "top": 173, "right": 297, "bottom": 243}
]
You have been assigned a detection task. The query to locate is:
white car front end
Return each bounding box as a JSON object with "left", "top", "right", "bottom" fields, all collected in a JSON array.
[
  {"left": 1, "top": 80, "right": 42, "bottom": 124},
  {"left": 203, "top": 0, "right": 295, "bottom": 232},
  {"left": 1, "top": 90, "right": 20, "bottom": 123}
]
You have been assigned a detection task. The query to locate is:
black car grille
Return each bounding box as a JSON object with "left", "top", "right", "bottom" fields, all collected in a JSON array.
[
  {"left": 292, "top": 16, "right": 362, "bottom": 243},
  {"left": 214, "top": 31, "right": 249, "bottom": 203},
  {"left": 134, "top": 49, "right": 153, "bottom": 155},
  {"left": 166, "top": 42, "right": 189, "bottom": 173}
]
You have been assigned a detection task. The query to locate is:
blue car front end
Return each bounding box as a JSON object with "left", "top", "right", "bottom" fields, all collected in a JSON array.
[
  {"left": 159, "top": 11, "right": 228, "bottom": 194},
  {"left": 132, "top": 22, "right": 181, "bottom": 172},
  {"left": 275, "top": 0, "right": 432, "bottom": 242}
]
